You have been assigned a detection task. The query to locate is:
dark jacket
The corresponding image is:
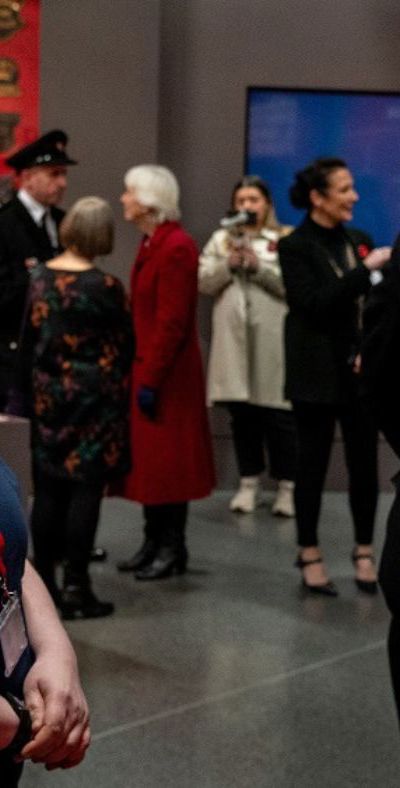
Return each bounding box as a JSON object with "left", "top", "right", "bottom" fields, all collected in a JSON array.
[
  {"left": 0, "top": 197, "right": 64, "bottom": 338},
  {"left": 278, "top": 215, "right": 373, "bottom": 404},
  {"left": 361, "top": 235, "right": 400, "bottom": 449},
  {"left": 0, "top": 197, "right": 64, "bottom": 405}
]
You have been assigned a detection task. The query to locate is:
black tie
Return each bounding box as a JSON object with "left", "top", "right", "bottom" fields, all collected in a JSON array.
[{"left": 39, "top": 211, "right": 53, "bottom": 252}]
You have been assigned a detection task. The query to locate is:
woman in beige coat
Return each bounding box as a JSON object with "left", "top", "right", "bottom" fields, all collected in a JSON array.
[{"left": 199, "top": 175, "right": 297, "bottom": 515}]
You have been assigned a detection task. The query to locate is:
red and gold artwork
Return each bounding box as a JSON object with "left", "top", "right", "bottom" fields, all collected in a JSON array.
[{"left": 0, "top": 0, "right": 39, "bottom": 200}]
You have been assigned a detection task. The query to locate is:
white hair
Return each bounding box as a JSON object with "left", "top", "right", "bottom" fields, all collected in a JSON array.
[{"left": 124, "top": 164, "right": 181, "bottom": 223}]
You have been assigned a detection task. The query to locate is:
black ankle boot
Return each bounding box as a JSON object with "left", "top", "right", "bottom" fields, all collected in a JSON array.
[
  {"left": 134, "top": 545, "right": 188, "bottom": 581},
  {"left": 117, "top": 538, "right": 157, "bottom": 572},
  {"left": 60, "top": 584, "right": 114, "bottom": 620}
]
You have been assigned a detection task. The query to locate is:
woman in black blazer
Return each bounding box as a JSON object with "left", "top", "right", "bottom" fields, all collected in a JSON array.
[{"left": 278, "top": 157, "right": 387, "bottom": 595}]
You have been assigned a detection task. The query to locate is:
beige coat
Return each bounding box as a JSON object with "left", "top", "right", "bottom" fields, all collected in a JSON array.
[{"left": 198, "top": 226, "right": 291, "bottom": 409}]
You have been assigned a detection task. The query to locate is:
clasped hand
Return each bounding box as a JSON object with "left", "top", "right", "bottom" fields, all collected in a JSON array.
[
  {"left": 228, "top": 246, "right": 259, "bottom": 272},
  {"left": 19, "top": 653, "right": 90, "bottom": 770}
]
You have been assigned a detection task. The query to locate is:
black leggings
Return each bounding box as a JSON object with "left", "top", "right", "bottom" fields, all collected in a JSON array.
[
  {"left": 292, "top": 399, "right": 378, "bottom": 547},
  {"left": 31, "top": 469, "right": 103, "bottom": 587},
  {"left": 226, "top": 403, "right": 297, "bottom": 480}
]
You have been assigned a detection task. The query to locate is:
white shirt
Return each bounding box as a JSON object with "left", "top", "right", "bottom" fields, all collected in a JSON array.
[{"left": 17, "top": 188, "right": 58, "bottom": 249}]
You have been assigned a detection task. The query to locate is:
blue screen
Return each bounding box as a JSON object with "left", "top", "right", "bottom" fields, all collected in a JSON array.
[{"left": 246, "top": 88, "right": 400, "bottom": 245}]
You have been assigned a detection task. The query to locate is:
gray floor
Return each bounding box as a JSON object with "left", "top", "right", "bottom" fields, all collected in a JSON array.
[{"left": 21, "top": 491, "right": 400, "bottom": 788}]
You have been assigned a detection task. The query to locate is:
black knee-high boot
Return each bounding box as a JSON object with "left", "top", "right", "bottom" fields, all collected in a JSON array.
[{"left": 135, "top": 503, "right": 188, "bottom": 581}]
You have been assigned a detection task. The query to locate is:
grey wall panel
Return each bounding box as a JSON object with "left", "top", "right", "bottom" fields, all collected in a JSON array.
[
  {"left": 41, "top": 0, "right": 161, "bottom": 285},
  {"left": 159, "top": 0, "right": 400, "bottom": 247}
]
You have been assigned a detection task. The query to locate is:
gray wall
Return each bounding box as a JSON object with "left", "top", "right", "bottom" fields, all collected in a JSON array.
[
  {"left": 41, "top": 0, "right": 161, "bottom": 283},
  {"left": 39, "top": 0, "right": 400, "bottom": 488},
  {"left": 158, "top": 0, "right": 400, "bottom": 245}
]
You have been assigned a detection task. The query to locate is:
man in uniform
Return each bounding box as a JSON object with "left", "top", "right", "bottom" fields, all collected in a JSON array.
[
  {"left": 0, "top": 129, "right": 76, "bottom": 410},
  {"left": 0, "top": 131, "right": 106, "bottom": 562}
]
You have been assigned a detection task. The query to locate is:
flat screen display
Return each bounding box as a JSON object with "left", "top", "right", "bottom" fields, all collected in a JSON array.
[{"left": 245, "top": 87, "right": 400, "bottom": 245}]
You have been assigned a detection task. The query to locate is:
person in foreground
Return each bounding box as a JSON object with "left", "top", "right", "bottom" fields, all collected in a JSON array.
[
  {"left": 279, "top": 157, "right": 388, "bottom": 596},
  {"left": 361, "top": 237, "right": 400, "bottom": 723},
  {"left": 199, "top": 175, "right": 297, "bottom": 516},
  {"left": 118, "top": 164, "right": 215, "bottom": 580},
  {"left": 0, "top": 457, "right": 89, "bottom": 786},
  {"left": 28, "top": 197, "right": 133, "bottom": 618}
]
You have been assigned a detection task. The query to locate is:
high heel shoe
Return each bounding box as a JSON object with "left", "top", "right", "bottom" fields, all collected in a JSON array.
[
  {"left": 352, "top": 550, "right": 378, "bottom": 595},
  {"left": 295, "top": 555, "right": 338, "bottom": 597}
]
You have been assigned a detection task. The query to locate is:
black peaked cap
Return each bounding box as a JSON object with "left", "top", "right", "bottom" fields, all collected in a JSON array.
[{"left": 5, "top": 129, "right": 78, "bottom": 171}]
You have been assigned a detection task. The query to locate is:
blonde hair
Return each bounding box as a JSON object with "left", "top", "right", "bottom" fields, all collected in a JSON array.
[
  {"left": 60, "top": 196, "right": 114, "bottom": 257},
  {"left": 124, "top": 164, "right": 181, "bottom": 223}
]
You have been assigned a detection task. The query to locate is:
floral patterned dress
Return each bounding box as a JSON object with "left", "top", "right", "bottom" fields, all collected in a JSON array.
[{"left": 28, "top": 265, "right": 133, "bottom": 482}]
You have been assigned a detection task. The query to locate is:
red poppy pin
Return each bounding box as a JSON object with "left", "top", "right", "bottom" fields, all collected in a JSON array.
[
  {"left": 0, "top": 532, "right": 6, "bottom": 579},
  {"left": 267, "top": 240, "right": 278, "bottom": 252},
  {"left": 357, "top": 244, "right": 370, "bottom": 259}
]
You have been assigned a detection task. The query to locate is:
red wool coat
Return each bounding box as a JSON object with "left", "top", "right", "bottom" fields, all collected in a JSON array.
[{"left": 123, "top": 221, "right": 215, "bottom": 505}]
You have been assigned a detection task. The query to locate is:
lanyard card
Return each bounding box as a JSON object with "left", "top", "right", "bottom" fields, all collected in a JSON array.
[{"left": 0, "top": 594, "right": 28, "bottom": 677}]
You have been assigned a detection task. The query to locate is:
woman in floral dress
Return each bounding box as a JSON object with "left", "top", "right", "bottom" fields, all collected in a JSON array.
[{"left": 28, "top": 196, "right": 133, "bottom": 618}]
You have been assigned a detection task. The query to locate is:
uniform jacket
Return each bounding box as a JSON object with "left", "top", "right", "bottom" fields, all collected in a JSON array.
[
  {"left": 198, "top": 226, "right": 291, "bottom": 408},
  {"left": 123, "top": 221, "right": 215, "bottom": 505},
  {"left": 0, "top": 196, "right": 64, "bottom": 339},
  {"left": 0, "top": 197, "right": 64, "bottom": 404},
  {"left": 278, "top": 216, "right": 374, "bottom": 404}
]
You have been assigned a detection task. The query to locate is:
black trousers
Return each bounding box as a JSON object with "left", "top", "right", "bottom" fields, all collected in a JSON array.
[
  {"left": 226, "top": 403, "right": 297, "bottom": 481},
  {"left": 31, "top": 469, "right": 103, "bottom": 589},
  {"left": 143, "top": 502, "right": 188, "bottom": 545},
  {"left": 380, "top": 474, "right": 400, "bottom": 724},
  {"left": 375, "top": 403, "right": 400, "bottom": 724},
  {"left": 292, "top": 399, "right": 378, "bottom": 547}
]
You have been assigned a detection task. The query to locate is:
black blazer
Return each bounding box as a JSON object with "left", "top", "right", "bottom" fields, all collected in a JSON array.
[
  {"left": 361, "top": 236, "right": 400, "bottom": 447},
  {"left": 278, "top": 216, "right": 373, "bottom": 404},
  {"left": 0, "top": 196, "right": 64, "bottom": 340}
]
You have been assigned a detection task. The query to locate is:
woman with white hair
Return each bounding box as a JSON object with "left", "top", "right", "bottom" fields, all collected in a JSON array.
[{"left": 117, "top": 165, "right": 215, "bottom": 580}]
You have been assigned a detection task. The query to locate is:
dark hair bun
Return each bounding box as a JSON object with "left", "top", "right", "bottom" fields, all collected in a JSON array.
[{"left": 289, "top": 157, "right": 347, "bottom": 211}]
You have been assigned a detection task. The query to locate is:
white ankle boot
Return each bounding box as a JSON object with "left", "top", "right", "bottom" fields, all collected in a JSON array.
[
  {"left": 272, "top": 480, "right": 295, "bottom": 517},
  {"left": 229, "top": 477, "right": 259, "bottom": 513}
]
